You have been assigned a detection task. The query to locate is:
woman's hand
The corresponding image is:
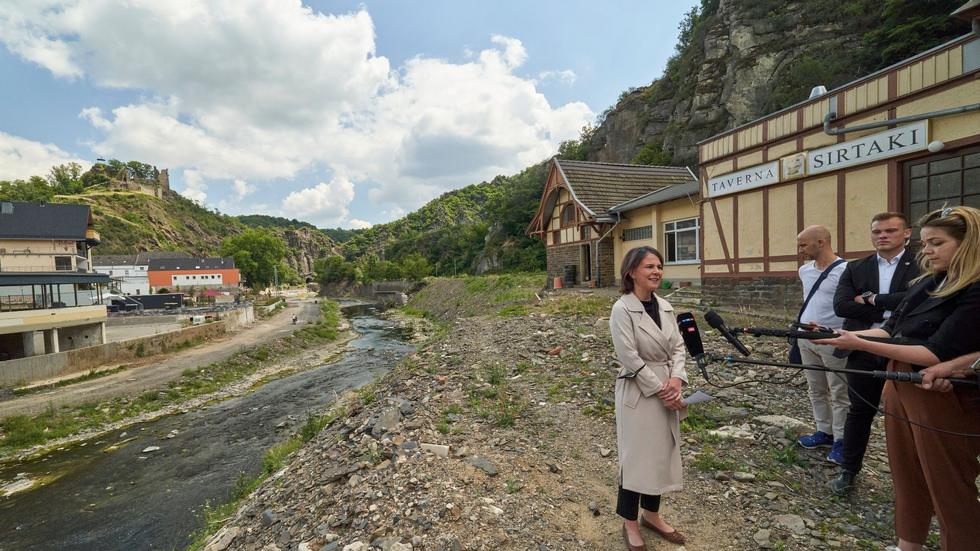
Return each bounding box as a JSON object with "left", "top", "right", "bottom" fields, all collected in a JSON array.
[
  {"left": 919, "top": 359, "right": 972, "bottom": 392},
  {"left": 812, "top": 329, "right": 862, "bottom": 350},
  {"left": 663, "top": 397, "right": 686, "bottom": 411},
  {"left": 657, "top": 377, "right": 683, "bottom": 404}
]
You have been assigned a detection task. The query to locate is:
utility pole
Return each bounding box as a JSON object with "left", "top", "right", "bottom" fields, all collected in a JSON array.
[{"left": 273, "top": 265, "right": 279, "bottom": 295}]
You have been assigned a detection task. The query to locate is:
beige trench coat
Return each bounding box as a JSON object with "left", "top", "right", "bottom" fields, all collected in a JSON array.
[{"left": 609, "top": 293, "right": 689, "bottom": 495}]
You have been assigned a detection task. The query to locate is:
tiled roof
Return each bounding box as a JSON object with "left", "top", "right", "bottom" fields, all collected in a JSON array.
[
  {"left": 0, "top": 201, "right": 91, "bottom": 240},
  {"left": 148, "top": 257, "right": 237, "bottom": 271},
  {"left": 555, "top": 160, "right": 696, "bottom": 216}
]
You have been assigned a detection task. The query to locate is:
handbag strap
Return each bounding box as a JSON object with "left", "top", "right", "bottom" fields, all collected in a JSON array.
[{"left": 796, "top": 258, "right": 845, "bottom": 322}]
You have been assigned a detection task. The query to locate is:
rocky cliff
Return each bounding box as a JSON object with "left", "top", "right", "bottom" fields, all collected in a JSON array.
[{"left": 583, "top": 0, "right": 969, "bottom": 166}]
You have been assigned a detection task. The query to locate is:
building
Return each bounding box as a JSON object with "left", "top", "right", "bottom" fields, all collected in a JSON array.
[
  {"left": 0, "top": 201, "right": 110, "bottom": 360},
  {"left": 147, "top": 257, "right": 240, "bottom": 293},
  {"left": 527, "top": 158, "right": 699, "bottom": 287},
  {"left": 105, "top": 166, "right": 171, "bottom": 198},
  {"left": 94, "top": 251, "right": 192, "bottom": 296},
  {"left": 695, "top": 8, "right": 980, "bottom": 312}
]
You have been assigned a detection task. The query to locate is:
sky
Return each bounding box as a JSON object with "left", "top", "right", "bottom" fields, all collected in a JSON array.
[{"left": 0, "top": 0, "right": 699, "bottom": 229}]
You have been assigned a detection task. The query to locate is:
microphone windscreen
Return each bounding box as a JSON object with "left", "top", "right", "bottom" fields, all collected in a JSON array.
[
  {"left": 676, "top": 312, "right": 704, "bottom": 357},
  {"left": 704, "top": 310, "right": 724, "bottom": 329}
]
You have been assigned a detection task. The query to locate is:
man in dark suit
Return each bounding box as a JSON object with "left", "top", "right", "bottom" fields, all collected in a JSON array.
[{"left": 829, "top": 212, "right": 919, "bottom": 496}]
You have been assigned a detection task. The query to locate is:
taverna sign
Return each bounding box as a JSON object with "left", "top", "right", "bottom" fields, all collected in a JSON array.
[
  {"left": 705, "top": 121, "right": 929, "bottom": 197},
  {"left": 706, "top": 160, "right": 779, "bottom": 198}
]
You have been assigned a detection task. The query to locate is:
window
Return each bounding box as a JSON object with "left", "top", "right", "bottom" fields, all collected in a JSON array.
[
  {"left": 551, "top": 230, "right": 561, "bottom": 245},
  {"left": 560, "top": 204, "right": 577, "bottom": 227},
  {"left": 54, "top": 256, "right": 72, "bottom": 271},
  {"left": 664, "top": 218, "right": 700, "bottom": 263},
  {"left": 580, "top": 226, "right": 591, "bottom": 241},
  {"left": 905, "top": 146, "right": 980, "bottom": 239},
  {"left": 622, "top": 225, "right": 653, "bottom": 242}
]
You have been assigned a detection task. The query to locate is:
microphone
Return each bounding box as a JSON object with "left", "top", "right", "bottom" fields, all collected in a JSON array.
[
  {"left": 676, "top": 312, "right": 709, "bottom": 380},
  {"left": 704, "top": 310, "right": 751, "bottom": 357},
  {"left": 733, "top": 326, "right": 836, "bottom": 340},
  {"left": 677, "top": 312, "right": 704, "bottom": 357}
]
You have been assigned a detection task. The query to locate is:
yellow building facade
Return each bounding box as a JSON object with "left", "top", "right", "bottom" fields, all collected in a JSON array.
[{"left": 696, "top": 31, "right": 980, "bottom": 312}]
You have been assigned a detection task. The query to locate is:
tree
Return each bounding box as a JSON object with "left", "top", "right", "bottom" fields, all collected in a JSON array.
[
  {"left": 0, "top": 176, "right": 55, "bottom": 202},
  {"left": 220, "top": 229, "right": 287, "bottom": 290},
  {"left": 47, "top": 162, "right": 85, "bottom": 194},
  {"left": 399, "top": 253, "right": 431, "bottom": 281}
]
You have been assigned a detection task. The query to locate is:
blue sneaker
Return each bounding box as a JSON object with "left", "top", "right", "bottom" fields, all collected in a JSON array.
[
  {"left": 797, "top": 430, "right": 834, "bottom": 449},
  {"left": 827, "top": 440, "right": 845, "bottom": 465}
]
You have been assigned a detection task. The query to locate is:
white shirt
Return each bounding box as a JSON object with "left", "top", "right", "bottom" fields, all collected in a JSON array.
[
  {"left": 799, "top": 258, "right": 847, "bottom": 329},
  {"left": 873, "top": 250, "right": 905, "bottom": 327}
]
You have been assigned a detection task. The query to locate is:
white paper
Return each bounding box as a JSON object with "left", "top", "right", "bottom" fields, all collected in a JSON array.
[{"left": 682, "top": 390, "right": 716, "bottom": 406}]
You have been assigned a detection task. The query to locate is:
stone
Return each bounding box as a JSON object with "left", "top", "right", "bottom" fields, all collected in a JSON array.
[
  {"left": 775, "top": 513, "right": 807, "bottom": 535},
  {"left": 547, "top": 346, "right": 562, "bottom": 356},
  {"left": 732, "top": 472, "right": 756, "bottom": 482},
  {"left": 373, "top": 407, "right": 403, "bottom": 436},
  {"left": 713, "top": 471, "right": 730, "bottom": 481},
  {"left": 203, "top": 526, "right": 240, "bottom": 551},
  {"left": 753, "top": 415, "right": 810, "bottom": 433},
  {"left": 587, "top": 502, "right": 600, "bottom": 516},
  {"left": 261, "top": 509, "right": 278, "bottom": 527},
  {"left": 342, "top": 543, "right": 368, "bottom": 551},
  {"left": 141, "top": 446, "right": 161, "bottom": 453},
  {"left": 466, "top": 456, "right": 499, "bottom": 476},
  {"left": 708, "top": 424, "right": 755, "bottom": 440},
  {"left": 420, "top": 443, "right": 450, "bottom": 457},
  {"left": 753, "top": 529, "right": 772, "bottom": 548},
  {"left": 598, "top": 447, "right": 612, "bottom": 458}
]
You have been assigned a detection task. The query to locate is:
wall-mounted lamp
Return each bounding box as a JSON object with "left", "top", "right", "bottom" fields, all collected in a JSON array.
[{"left": 927, "top": 140, "right": 946, "bottom": 153}]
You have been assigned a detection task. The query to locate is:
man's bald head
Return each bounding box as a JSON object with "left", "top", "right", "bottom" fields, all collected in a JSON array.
[
  {"left": 798, "top": 225, "right": 832, "bottom": 243},
  {"left": 797, "top": 225, "right": 834, "bottom": 262}
]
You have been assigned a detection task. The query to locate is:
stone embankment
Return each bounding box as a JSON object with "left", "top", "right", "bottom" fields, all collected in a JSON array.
[{"left": 205, "top": 291, "right": 901, "bottom": 551}]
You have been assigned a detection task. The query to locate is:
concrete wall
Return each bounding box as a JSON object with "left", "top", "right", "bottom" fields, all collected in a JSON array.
[{"left": 0, "top": 304, "right": 255, "bottom": 387}]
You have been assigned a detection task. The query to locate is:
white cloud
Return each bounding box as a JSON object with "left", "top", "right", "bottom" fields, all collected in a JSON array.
[
  {"left": 538, "top": 69, "right": 577, "bottom": 85},
  {"left": 0, "top": 131, "right": 91, "bottom": 180},
  {"left": 180, "top": 169, "right": 208, "bottom": 204},
  {"left": 348, "top": 219, "right": 372, "bottom": 229},
  {"left": 232, "top": 179, "right": 255, "bottom": 199},
  {"left": 0, "top": 1, "right": 593, "bottom": 222},
  {"left": 280, "top": 175, "right": 355, "bottom": 226}
]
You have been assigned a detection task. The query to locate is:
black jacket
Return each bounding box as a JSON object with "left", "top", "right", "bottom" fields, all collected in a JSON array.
[
  {"left": 833, "top": 249, "right": 919, "bottom": 332},
  {"left": 883, "top": 276, "right": 980, "bottom": 366}
]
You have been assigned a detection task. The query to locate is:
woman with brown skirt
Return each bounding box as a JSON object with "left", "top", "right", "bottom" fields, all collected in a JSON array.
[{"left": 816, "top": 206, "right": 980, "bottom": 550}]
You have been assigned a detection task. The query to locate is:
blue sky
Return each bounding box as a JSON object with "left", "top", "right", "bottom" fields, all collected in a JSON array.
[{"left": 0, "top": 0, "right": 698, "bottom": 228}]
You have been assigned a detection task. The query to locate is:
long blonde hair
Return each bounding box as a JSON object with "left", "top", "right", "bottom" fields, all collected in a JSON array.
[{"left": 915, "top": 206, "right": 980, "bottom": 297}]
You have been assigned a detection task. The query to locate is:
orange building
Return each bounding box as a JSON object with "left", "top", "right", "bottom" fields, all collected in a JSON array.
[{"left": 147, "top": 257, "right": 240, "bottom": 292}]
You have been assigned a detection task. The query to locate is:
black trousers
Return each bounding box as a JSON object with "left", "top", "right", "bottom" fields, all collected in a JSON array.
[
  {"left": 841, "top": 350, "right": 887, "bottom": 474},
  {"left": 617, "top": 485, "right": 660, "bottom": 520}
]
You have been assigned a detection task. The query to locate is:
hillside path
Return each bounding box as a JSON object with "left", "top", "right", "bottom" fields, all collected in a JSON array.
[{"left": 0, "top": 298, "right": 319, "bottom": 418}]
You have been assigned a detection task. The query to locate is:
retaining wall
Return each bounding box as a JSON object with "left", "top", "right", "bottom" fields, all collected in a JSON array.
[{"left": 0, "top": 304, "right": 255, "bottom": 387}]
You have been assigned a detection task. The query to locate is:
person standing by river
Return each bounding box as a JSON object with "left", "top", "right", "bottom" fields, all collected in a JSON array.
[{"left": 609, "top": 246, "right": 688, "bottom": 550}]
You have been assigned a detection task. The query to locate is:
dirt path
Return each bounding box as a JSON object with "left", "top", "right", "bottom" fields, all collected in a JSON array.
[{"left": 0, "top": 298, "right": 319, "bottom": 418}]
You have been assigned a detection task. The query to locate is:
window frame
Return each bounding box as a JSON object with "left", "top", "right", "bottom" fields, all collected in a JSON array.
[{"left": 663, "top": 217, "right": 700, "bottom": 265}]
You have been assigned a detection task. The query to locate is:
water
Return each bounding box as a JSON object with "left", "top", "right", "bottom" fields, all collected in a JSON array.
[{"left": 0, "top": 303, "right": 413, "bottom": 551}]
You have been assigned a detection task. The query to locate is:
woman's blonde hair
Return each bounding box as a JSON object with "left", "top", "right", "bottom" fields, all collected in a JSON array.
[{"left": 915, "top": 205, "right": 980, "bottom": 297}]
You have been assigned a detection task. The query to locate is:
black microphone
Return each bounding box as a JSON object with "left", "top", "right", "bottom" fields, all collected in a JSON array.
[
  {"left": 677, "top": 312, "right": 705, "bottom": 356},
  {"left": 677, "top": 312, "right": 709, "bottom": 380},
  {"left": 704, "top": 310, "right": 751, "bottom": 357}
]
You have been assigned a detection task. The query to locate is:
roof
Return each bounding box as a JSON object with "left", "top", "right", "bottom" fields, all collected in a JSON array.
[
  {"left": 0, "top": 201, "right": 92, "bottom": 240},
  {"left": 608, "top": 180, "right": 701, "bottom": 214},
  {"left": 0, "top": 272, "right": 110, "bottom": 286},
  {"left": 148, "top": 257, "right": 237, "bottom": 271},
  {"left": 93, "top": 255, "right": 137, "bottom": 266},
  {"left": 555, "top": 159, "right": 698, "bottom": 216},
  {"left": 94, "top": 251, "right": 193, "bottom": 267}
]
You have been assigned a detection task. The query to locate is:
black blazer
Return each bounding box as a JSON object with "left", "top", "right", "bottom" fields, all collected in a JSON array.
[
  {"left": 883, "top": 276, "right": 980, "bottom": 366},
  {"left": 833, "top": 249, "right": 919, "bottom": 331}
]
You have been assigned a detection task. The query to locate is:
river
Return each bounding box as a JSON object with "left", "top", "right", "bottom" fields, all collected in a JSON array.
[{"left": 0, "top": 303, "right": 413, "bottom": 551}]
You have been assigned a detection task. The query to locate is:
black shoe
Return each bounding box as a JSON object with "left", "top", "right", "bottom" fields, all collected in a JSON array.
[{"left": 830, "top": 470, "right": 856, "bottom": 496}]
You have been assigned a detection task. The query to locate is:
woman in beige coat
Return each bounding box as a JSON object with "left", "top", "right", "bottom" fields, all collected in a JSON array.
[{"left": 609, "top": 246, "right": 688, "bottom": 550}]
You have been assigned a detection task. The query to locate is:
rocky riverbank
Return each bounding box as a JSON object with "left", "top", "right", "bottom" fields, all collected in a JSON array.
[{"left": 203, "top": 287, "right": 907, "bottom": 551}]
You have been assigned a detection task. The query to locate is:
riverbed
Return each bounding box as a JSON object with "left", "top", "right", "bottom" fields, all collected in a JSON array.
[{"left": 0, "top": 303, "right": 413, "bottom": 551}]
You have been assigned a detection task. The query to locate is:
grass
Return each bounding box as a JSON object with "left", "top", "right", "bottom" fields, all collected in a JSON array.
[
  {"left": 693, "top": 443, "right": 737, "bottom": 472},
  {"left": 0, "top": 300, "right": 344, "bottom": 455}
]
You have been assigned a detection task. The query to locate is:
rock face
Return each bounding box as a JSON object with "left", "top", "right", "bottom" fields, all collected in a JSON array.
[
  {"left": 584, "top": 0, "right": 957, "bottom": 167},
  {"left": 275, "top": 227, "right": 338, "bottom": 278}
]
